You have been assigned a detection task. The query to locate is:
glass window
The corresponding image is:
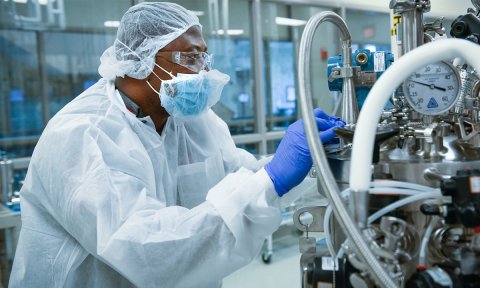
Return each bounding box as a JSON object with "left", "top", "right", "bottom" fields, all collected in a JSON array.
[
  {"left": 237, "top": 143, "right": 258, "bottom": 156},
  {"left": 261, "top": 3, "right": 341, "bottom": 131},
  {"left": 267, "top": 139, "right": 281, "bottom": 155},
  {"left": 172, "top": 0, "right": 255, "bottom": 136},
  {"left": 0, "top": 29, "right": 41, "bottom": 157},
  {"left": 3, "top": 0, "right": 405, "bottom": 157},
  {"left": 345, "top": 9, "right": 391, "bottom": 52},
  {"left": 0, "top": 0, "right": 130, "bottom": 157},
  {"left": 211, "top": 38, "right": 256, "bottom": 135},
  {"left": 268, "top": 40, "right": 296, "bottom": 126},
  {"left": 44, "top": 32, "right": 115, "bottom": 116}
]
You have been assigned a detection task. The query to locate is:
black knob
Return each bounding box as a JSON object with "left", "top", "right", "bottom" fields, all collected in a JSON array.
[
  {"left": 452, "top": 21, "right": 468, "bottom": 37},
  {"left": 420, "top": 204, "right": 442, "bottom": 216}
]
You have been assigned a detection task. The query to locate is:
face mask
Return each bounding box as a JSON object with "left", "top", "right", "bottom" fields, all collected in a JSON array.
[
  {"left": 147, "top": 64, "right": 230, "bottom": 119},
  {"left": 115, "top": 40, "right": 230, "bottom": 119}
]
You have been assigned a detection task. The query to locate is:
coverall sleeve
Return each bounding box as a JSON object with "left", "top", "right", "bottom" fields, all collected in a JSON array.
[
  {"left": 204, "top": 110, "right": 274, "bottom": 172},
  {"left": 33, "top": 115, "right": 282, "bottom": 288}
]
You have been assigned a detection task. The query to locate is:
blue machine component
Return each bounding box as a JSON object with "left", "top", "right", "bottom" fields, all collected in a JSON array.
[{"left": 327, "top": 49, "right": 394, "bottom": 109}]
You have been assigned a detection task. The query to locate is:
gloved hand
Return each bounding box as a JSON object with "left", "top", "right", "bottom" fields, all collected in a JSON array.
[{"left": 265, "top": 108, "right": 345, "bottom": 197}]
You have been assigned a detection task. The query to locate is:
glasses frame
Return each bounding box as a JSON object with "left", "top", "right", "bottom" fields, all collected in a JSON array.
[{"left": 156, "top": 51, "right": 213, "bottom": 73}]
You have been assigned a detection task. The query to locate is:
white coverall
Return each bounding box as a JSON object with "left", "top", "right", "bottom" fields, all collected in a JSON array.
[{"left": 9, "top": 78, "right": 299, "bottom": 287}]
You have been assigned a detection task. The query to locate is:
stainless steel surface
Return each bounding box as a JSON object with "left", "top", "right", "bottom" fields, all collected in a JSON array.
[
  {"left": 12, "top": 157, "right": 30, "bottom": 170},
  {"left": 340, "top": 37, "right": 359, "bottom": 124},
  {"left": 456, "top": 67, "right": 479, "bottom": 114},
  {"left": 0, "top": 135, "right": 40, "bottom": 148},
  {"left": 385, "top": 160, "right": 480, "bottom": 187},
  {"left": 0, "top": 156, "right": 29, "bottom": 215},
  {"left": 293, "top": 206, "right": 326, "bottom": 232},
  {"left": 0, "top": 160, "right": 13, "bottom": 205},
  {"left": 299, "top": 236, "right": 317, "bottom": 253},
  {"left": 0, "top": 204, "right": 20, "bottom": 230},
  {"left": 251, "top": 0, "right": 267, "bottom": 155},
  {"left": 299, "top": 2, "right": 480, "bottom": 287},
  {"left": 341, "top": 67, "right": 359, "bottom": 124},
  {"left": 401, "top": 8, "right": 424, "bottom": 53},
  {"left": 297, "top": 11, "right": 398, "bottom": 288},
  {"left": 473, "top": 79, "right": 480, "bottom": 98},
  {"left": 350, "top": 190, "right": 369, "bottom": 229},
  {"left": 390, "top": 0, "right": 430, "bottom": 54},
  {"left": 423, "top": 17, "right": 445, "bottom": 36},
  {"left": 37, "top": 31, "right": 50, "bottom": 127},
  {"left": 423, "top": 167, "right": 452, "bottom": 182},
  {"left": 430, "top": 226, "right": 466, "bottom": 263},
  {"left": 472, "top": 0, "right": 480, "bottom": 10}
]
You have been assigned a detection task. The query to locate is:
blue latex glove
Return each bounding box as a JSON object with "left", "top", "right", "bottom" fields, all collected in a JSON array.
[{"left": 265, "top": 108, "right": 345, "bottom": 197}]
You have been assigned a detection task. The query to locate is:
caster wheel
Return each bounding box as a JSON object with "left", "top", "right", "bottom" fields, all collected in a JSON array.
[{"left": 262, "top": 253, "right": 272, "bottom": 264}]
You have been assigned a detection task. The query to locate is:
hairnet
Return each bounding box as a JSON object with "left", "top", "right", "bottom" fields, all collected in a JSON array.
[{"left": 98, "top": 2, "right": 201, "bottom": 80}]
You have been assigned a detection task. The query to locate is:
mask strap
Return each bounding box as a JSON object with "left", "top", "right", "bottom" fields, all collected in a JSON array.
[
  {"left": 116, "top": 39, "right": 175, "bottom": 81},
  {"left": 152, "top": 62, "right": 176, "bottom": 79},
  {"left": 145, "top": 80, "right": 158, "bottom": 94}
]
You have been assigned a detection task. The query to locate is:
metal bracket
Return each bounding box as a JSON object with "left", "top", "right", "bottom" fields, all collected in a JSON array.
[
  {"left": 330, "top": 66, "right": 359, "bottom": 80},
  {"left": 293, "top": 206, "right": 326, "bottom": 232}
]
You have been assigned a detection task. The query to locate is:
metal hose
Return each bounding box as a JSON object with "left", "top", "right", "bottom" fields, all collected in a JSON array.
[{"left": 297, "top": 11, "right": 398, "bottom": 288}]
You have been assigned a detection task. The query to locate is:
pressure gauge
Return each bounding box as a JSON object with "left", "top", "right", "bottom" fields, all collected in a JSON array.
[{"left": 404, "top": 61, "right": 460, "bottom": 115}]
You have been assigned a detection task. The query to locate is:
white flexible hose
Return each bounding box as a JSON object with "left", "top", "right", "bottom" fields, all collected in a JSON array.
[{"left": 350, "top": 39, "right": 480, "bottom": 192}]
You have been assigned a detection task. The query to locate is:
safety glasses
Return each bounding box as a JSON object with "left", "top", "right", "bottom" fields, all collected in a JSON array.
[{"left": 156, "top": 51, "right": 213, "bottom": 73}]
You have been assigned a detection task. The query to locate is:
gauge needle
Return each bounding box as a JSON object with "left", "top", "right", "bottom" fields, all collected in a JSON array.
[{"left": 410, "top": 80, "right": 447, "bottom": 91}]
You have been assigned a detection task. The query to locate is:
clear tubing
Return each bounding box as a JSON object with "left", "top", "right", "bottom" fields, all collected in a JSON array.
[
  {"left": 370, "top": 181, "right": 436, "bottom": 192},
  {"left": 350, "top": 39, "right": 480, "bottom": 192},
  {"left": 297, "top": 11, "right": 397, "bottom": 287},
  {"left": 324, "top": 189, "right": 349, "bottom": 258},
  {"left": 369, "top": 188, "right": 438, "bottom": 195},
  {"left": 324, "top": 203, "right": 347, "bottom": 259},
  {"left": 418, "top": 216, "right": 439, "bottom": 266},
  {"left": 323, "top": 205, "right": 336, "bottom": 258},
  {"left": 324, "top": 187, "right": 441, "bottom": 260},
  {"left": 369, "top": 191, "right": 441, "bottom": 223},
  {"left": 323, "top": 189, "right": 442, "bottom": 258}
]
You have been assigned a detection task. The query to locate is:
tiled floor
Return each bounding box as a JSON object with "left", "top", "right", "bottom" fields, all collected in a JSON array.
[{"left": 223, "top": 227, "right": 309, "bottom": 288}]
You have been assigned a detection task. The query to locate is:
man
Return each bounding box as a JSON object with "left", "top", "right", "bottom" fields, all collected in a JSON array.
[{"left": 9, "top": 2, "right": 343, "bottom": 287}]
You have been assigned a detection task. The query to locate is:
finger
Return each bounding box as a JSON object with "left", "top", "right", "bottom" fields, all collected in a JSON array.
[
  {"left": 334, "top": 119, "right": 346, "bottom": 127},
  {"left": 313, "top": 108, "right": 329, "bottom": 119},
  {"left": 315, "top": 118, "right": 336, "bottom": 131},
  {"left": 313, "top": 108, "right": 339, "bottom": 121},
  {"left": 319, "top": 127, "right": 336, "bottom": 143}
]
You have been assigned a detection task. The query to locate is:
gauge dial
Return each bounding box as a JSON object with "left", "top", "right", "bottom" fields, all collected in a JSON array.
[{"left": 404, "top": 61, "right": 460, "bottom": 115}]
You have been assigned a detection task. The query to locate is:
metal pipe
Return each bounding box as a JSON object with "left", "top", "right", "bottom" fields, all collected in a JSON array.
[
  {"left": 36, "top": 31, "right": 50, "bottom": 128},
  {"left": 251, "top": 0, "right": 267, "bottom": 155},
  {"left": 337, "top": 12, "right": 358, "bottom": 124},
  {"left": 340, "top": 38, "right": 358, "bottom": 124},
  {"left": 401, "top": 8, "right": 424, "bottom": 53},
  {"left": 390, "top": 0, "right": 430, "bottom": 54},
  {"left": 12, "top": 157, "right": 30, "bottom": 170},
  {"left": 350, "top": 39, "right": 480, "bottom": 192},
  {"left": 297, "top": 11, "right": 398, "bottom": 288},
  {"left": 472, "top": 0, "right": 480, "bottom": 11}
]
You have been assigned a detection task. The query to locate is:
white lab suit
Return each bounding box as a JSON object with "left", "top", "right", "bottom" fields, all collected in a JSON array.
[{"left": 9, "top": 79, "right": 289, "bottom": 288}]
